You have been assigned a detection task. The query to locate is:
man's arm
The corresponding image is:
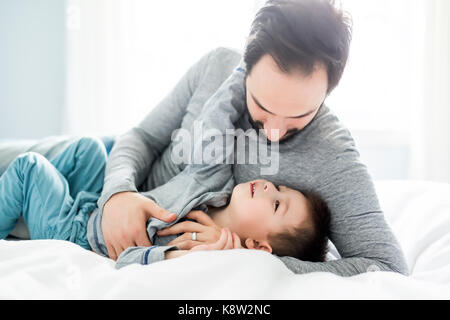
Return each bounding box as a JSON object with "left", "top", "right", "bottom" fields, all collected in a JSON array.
[
  {"left": 279, "top": 152, "right": 410, "bottom": 277},
  {"left": 98, "top": 49, "right": 215, "bottom": 259},
  {"left": 97, "top": 49, "right": 213, "bottom": 212}
]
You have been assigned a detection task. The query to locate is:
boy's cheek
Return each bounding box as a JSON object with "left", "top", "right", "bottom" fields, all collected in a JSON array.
[{"left": 240, "top": 203, "right": 266, "bottom": 226}]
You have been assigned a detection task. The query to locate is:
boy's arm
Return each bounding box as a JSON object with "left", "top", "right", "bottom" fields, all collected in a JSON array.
[
  {"left": 115, "top": 227, "right": 240, "bottom": 268},
  {"left": 115, "top": 245, "right": 180, "bottom": 269},
  {"left": 165, "top": 250, "right": 189, "bottom": 260}
]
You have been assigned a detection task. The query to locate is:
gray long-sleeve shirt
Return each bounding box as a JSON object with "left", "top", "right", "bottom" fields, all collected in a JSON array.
[{"left": 88, "top": 47, "right": 409, "bottom": 276}]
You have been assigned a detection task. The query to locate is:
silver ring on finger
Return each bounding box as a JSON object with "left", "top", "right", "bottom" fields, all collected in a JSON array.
[{"left": 191, "top": 232, "right": 197, "bottom": 241}]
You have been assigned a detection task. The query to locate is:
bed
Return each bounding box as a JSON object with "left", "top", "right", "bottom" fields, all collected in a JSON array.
[{"left": 1, "top": 180, "right": 449, "bottom": 299}]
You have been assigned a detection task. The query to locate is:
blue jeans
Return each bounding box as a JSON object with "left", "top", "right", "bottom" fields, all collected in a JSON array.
[{"left": 0, "top": 137, "right": 107, "bottom": 249}]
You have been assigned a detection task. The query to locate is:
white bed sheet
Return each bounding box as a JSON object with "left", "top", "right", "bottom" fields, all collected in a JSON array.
[{"left": 1, "top": 180, "right": 450, "bottom": 299}]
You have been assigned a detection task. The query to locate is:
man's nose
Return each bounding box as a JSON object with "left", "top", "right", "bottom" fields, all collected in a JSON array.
[{"left": 263, "top": 118, "right": 287, "bottom": 142}]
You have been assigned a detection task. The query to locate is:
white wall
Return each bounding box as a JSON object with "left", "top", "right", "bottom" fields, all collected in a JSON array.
[{"left": 0, "top": 0, "right": 66, "bottom": 139}]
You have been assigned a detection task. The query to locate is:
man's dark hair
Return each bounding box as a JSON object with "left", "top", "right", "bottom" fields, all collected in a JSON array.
[
  {"left": 268, "top": 191, "right": 331, "bottom": 262},
  {"left": 244, "top": 0, "right": 352, "bottom": 94}
]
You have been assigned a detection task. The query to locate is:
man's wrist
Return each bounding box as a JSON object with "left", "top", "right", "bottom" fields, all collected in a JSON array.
[{"left": 98, "top": 187, "right": 137, "bottom": 213}]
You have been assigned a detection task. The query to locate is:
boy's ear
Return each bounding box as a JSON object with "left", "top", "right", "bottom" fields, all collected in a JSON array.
[{"left": 245, "top": 238, "right": 273, "bottom": 254}]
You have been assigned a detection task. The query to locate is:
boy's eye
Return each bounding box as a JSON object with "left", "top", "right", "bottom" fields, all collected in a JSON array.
[{"left": 274, "top": 200, "right": 280, "bottom": 212}]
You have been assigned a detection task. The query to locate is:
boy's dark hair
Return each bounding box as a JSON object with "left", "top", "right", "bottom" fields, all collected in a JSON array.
[
  {"left": 244, "top": 0, "right": 352, "bottom": 94},
  {"left": 268, "top": 191, "right": 331, "bottom": 262}
]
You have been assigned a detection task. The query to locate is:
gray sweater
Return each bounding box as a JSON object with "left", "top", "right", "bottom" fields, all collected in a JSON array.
[{"left": 88, "top": 47, "right": 409, "bottom": 276}]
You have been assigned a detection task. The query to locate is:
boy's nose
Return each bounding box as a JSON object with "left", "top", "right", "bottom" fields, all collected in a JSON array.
[{"left": 263, "top": 181, "right": 277, "bottom": 194}]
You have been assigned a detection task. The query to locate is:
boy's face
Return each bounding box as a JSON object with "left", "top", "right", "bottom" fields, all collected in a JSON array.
[{"left": 226, "top": 179, "right": 311, "bottom": 244}]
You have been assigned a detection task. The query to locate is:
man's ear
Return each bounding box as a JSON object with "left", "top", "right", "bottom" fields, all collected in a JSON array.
[{"left": 245, "top": 238, "right": 272, "bottom": 254}]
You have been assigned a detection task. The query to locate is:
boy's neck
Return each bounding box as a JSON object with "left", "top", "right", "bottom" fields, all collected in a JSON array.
[{"left": 207, "top": 205, "right": 232, "bottom": 230}]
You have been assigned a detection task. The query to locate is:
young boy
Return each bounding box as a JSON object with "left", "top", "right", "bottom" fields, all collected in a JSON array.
[{"left": 0, "top": 137, "right": 330, "bottom": 268}]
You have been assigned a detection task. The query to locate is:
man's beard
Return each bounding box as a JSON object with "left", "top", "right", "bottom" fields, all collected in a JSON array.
[{"left": 248, "top": 116, "right": 300, "bottom": 145}]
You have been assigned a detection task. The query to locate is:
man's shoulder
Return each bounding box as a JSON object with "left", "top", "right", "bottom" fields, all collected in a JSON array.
[
  {"left": 210, "top": 46, "right": 243, "bottom": 61},
  {"left": 204, "top": 46, "right": 243, "bottom": 74},
  {"left": 303, "top": 105, "right": 359, "bottom": 160},
  {"left": 187, "top": 47, "right": 243, "bottom": 99},
  {"left": 186, "top": 47, "right": 243, "bottom": 83}
]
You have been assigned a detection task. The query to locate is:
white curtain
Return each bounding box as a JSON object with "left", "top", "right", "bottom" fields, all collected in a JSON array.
[
  {"left": 328, "top": 0, "right": 450, "bottom": 182},
  {"left": 409, "top": 0, "right": 450, "bottom": 183},
  {"left": 63, "top": 0, "right": 262, "bottom": 136}
]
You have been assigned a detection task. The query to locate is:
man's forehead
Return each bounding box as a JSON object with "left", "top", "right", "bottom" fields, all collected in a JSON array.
[
  {"left": 250, "top": 91, "right": 321, "bottom": 119},
  {"left": 246, "top": 71, "right": 326, "bottom": 119}
]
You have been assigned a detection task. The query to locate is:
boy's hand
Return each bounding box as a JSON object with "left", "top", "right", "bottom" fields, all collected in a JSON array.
[
  {"left": 157, "top": 210, "right": 222, "bottom": 250},
  {"left": 102, "top": 191, "right": 177, "bottom": 260}
]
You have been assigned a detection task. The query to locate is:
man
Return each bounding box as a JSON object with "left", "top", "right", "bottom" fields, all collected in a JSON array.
[{"left": 97, "top": 0, "right": 408, "bottom": 276}]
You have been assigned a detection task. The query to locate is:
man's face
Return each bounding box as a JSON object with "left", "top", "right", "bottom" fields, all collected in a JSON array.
[{"left": 245, "top": 54, "right": 329, "bottom": 142}]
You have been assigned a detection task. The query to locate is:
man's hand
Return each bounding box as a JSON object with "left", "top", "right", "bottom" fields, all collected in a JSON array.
[
  {"left": 165, "top": 228, "right": 243, "bottom": 260},
  {"left": 102, "top": 191, "right": 177, "bottom": 260},
  {"left": 157, "top": 210, "right": 223, "bottom": 250},
  {"left": 190, "top": 228, "right": 243, "bottom": 251}
]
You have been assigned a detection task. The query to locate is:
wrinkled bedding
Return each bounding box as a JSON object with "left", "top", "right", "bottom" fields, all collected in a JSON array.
[{"left": 1, "top": 180, "right": 449, "bottom": 299}]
